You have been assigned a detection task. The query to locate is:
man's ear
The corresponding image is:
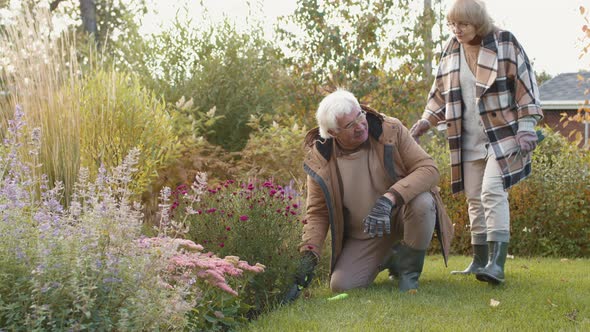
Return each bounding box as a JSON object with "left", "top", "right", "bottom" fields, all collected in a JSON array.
[{"left": 327, "top": 129, "right": 338, "bottom": 138}]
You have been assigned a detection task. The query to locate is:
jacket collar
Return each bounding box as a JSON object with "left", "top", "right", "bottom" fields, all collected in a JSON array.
[{"left": 305, "top": 105, "right": 384, "bottom": 162}]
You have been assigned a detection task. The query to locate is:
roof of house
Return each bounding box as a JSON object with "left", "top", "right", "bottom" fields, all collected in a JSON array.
[{"left": 539, "top": 72, "right": 590, "bottom": 109}]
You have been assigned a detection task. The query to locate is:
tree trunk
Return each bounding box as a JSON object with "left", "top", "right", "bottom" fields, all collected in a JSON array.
[
  {"left": 79, "top": 0, "right": 98, "bottom": 37},
  {"left": 423, "top": 0, "right": 433, "bottom": 77}
]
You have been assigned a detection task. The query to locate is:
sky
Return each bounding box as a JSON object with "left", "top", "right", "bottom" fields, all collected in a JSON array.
[{"left": 142, "top": 0, "right": 588, "bottom": 77}]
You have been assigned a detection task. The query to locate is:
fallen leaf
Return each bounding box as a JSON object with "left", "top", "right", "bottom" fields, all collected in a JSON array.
[
  {"left": 490, "top": 299, "right": 500, "bottom": 307},
  {"left": 560, "top": 258, "right": 569, "bottom": 262},
  {"left": 565, "top": 309, "right": 578, "bottom": 322},
  {"left": 547, "top": 298, "right": 558, "bottom": 307}
]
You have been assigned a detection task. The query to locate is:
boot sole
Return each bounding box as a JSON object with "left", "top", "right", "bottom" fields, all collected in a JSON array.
[{"left": 475, "top": 272, "right": 504, "bottom": 285}]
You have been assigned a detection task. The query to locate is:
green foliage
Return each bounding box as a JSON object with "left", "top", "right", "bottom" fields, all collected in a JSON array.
[
  {"left": 237, "top": 115, "right": 308, "bottom": 185},
  {"left": 187, "top": 289, "right": 252, "bottom": 332},
  {"left": 0, "top": 113, "right": 189, "bottom": 330},
  {"left": 138, "top": 10, "right": 290, "bottom": 152},
  {"left": 509, "top": 128, "right": 590, "bottom": 257},
  {"left": 276, "top": 0, "right": 447, "bottom": 125},
  {"left": 78, "top": 68, "right": 179, "bottom": 198},
  {"left": 423, "top": 128, "right": 590, "bottom": 258},
  {"left": 175, "top": 177, "right": 305, "bottom": 315}
]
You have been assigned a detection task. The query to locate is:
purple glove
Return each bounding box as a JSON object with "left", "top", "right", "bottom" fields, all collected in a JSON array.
[
  {"left": 516, "top": 131, "right": 538, "bottom": 154},
  {"left": 409, "top": 119, "right": 431, "bottom": 142}
]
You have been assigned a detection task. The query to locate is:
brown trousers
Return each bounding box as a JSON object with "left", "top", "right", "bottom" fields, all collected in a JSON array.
[{"left": 330, "top": 191, "right": 436, "bottom": 292}]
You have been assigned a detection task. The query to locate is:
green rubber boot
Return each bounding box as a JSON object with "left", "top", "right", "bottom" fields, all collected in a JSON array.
[
  {"left": 396, "top": 244, "right": 426, "bottom": 292},
  {"left": 451, "top": 244, "right": 488, "bottom": 275},
  {"left": 476, "top": 241, "right": 508, "bottom": 285}
]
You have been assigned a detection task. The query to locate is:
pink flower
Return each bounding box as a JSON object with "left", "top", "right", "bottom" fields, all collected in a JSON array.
[
  {"left": 206, "top": 208, "right": 217, "bottom": 213},
  {"left": 269, "top": 189, "right": 277, "bottom": 196},
  {"left": 239, "top": 215, "right": 249, "bottom": 221},
  {"left": 225, "top": 226, "right": 231, "bottom": 231},
  {"left": 292, "top": 203, "right": 299, "bottom": 208},
  {"left": 219, "top": 242, "right": 225, "bottom": 248}
]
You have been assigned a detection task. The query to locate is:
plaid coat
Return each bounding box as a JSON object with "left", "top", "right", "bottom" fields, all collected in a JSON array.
[{"left": 422, "top": 29, "right": 544, "bottom": 194}]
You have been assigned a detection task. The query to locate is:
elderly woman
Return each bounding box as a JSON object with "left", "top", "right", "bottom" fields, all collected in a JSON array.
[{"left": 410, "top": 0, "right": 543, "bottom": 285}]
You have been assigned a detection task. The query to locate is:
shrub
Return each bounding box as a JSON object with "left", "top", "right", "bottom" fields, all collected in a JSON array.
[
  {"left": 0, "top": 106, "right": 263, "bottom": 330},
  {"left": 171, "top": 174, "right": 305, "bottom": 315},
  {"left": 236, "top": 116, "right": 308, "bottom": 185},
  {"left": 509, "top": 128, "right": 590, "bottom": 257},
  {"left": 423, "top": 128, "right": 590, "bottom": 258},
  {"left": 78, "top": 68, "right": 179, "bottom": 199}
]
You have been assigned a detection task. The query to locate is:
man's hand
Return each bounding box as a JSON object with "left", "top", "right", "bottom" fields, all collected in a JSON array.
[
  {"left": 516, "top": 131, "right": 538, "bottom": 154},
  {"left": 295, "top": 251, "right": 318, "bottom": 288},
  {"left": 282, "top": 251, "right": 318, "bottom": 304},
  {"left": 409, "top": 119, "right": 431, "bottom": 142},
  {"left": 363, "top": 196, "right": 395, "bottom": 238}
]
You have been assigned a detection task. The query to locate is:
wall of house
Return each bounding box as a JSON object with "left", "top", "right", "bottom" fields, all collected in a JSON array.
[{"left": 540, "top": 109, "right": 588, "bottom": 147}]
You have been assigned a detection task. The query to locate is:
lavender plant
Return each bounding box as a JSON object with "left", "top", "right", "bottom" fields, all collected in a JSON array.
[{"left": 0, "top": 106, "right": 263, "bottom": 331}]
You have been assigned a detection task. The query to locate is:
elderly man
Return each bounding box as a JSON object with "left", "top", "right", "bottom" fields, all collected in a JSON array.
[{"left": 284, "top": 89, "right": 452, "bottom": 301}]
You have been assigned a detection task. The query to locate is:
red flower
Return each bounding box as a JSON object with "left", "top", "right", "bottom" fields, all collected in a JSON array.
[
  {"left": 302, "top": 219, "right": 308, "bottom": 225},
  {"left": 226, "top": 226, "right": 231, "bottom": 231},
  {"left": 219, "top": 242, "right": 225, "bottom": 248},
  {"left": 206, "top": 208, "right": 217, "bottom": 213}
]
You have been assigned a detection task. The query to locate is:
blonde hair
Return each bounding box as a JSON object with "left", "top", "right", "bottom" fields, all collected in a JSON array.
[{"left": 447, "top": 0, "right": 495, "bottom": 37}]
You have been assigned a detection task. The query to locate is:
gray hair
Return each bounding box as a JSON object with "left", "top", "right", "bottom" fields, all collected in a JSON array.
[
  {"left": 447, "top": 0, "right": 495, "bottom": 37},
  {"left": 316, "top": 89, "right": 361, "bottom": 139}
]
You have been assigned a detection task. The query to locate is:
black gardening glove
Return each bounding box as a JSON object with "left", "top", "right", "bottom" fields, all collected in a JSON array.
[
  {"left": 282, "top": 251, "right": 319, "bottom": 304},
  {"left": 363, "top": 196, "right": 395, "bottom": 238}
]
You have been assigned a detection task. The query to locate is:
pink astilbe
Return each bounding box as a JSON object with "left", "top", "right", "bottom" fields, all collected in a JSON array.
[{"left": 140, "top": 237, "right": 264, "bottom": 296}]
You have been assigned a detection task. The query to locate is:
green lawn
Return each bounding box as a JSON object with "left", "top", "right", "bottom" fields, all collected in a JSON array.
[{"left": 243, "top": 256, "right": 589, "bottom": 331}]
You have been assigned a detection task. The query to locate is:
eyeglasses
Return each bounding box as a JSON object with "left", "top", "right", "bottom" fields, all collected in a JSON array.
[
  {"left": 446, "top": 21, "right": 471, "bottom": 30},
  {"left": 341, "top": 110, "right": 366, "bottom": 130}
]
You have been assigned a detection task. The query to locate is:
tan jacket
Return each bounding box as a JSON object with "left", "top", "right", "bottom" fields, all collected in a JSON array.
[{"left": 301, "top": 106, "right": 454, "bottom": 273}]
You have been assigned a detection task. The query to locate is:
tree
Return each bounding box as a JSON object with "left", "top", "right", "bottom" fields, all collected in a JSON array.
[{"left": 276, "top": 0, "right": 447, "bottom": 125}]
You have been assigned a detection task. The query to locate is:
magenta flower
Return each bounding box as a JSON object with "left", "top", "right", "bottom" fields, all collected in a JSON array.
[
  {"left": 219, "top": 242, "right": 225, "bottom": 248},
  {"left": 226, "top": 226, "right": 231, "bottom": 231},
  {"left": 269, "top": 189, "right": 277, "bottom": 196},
  {"left": 206, "top": 208, "right": 217, "bottom": 213},
  {"left": 239, "top": 215, "right": 249, "bottom": 221}
]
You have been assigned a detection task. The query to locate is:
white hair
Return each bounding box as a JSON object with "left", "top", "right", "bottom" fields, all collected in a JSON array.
[{"left": 316, "top": 89, "right": 361, "bottom": 139}]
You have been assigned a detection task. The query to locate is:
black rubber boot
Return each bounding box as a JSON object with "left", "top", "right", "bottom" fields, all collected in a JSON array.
[
  {"left": 387, "top": 244, "right": 401, "bottom": 280},
  {"left": 476, "top": 241, "right": 508, "bottom": 285},
  {"left": 396, "top": 244, "right": 426, "bottom": 292},
  {"left": 451, "top": 244, "right": 488, "bottom": 275}
]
